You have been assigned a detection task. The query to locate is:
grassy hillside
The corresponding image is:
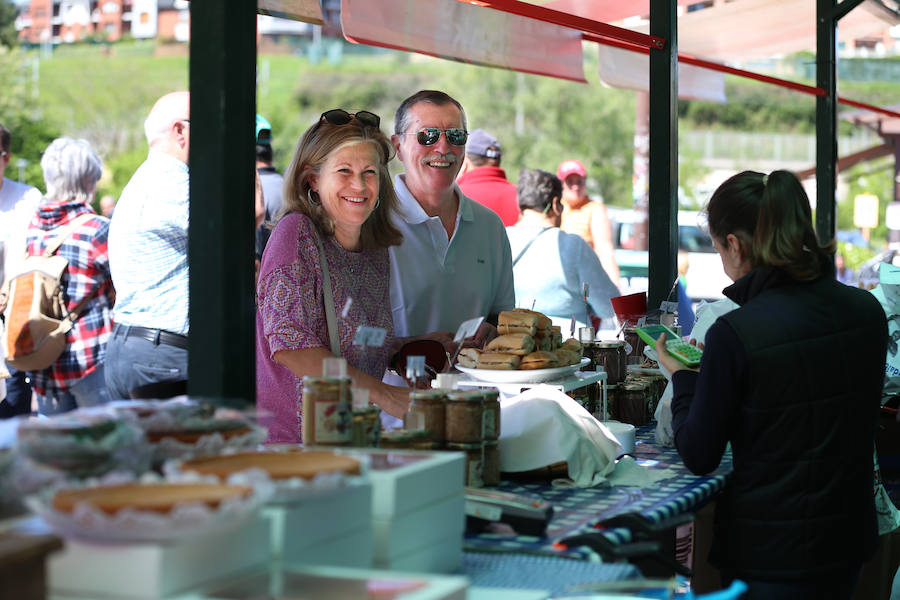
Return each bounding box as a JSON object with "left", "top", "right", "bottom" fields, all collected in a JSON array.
[{"left": 5, "top": 39, "right": 898, "bottom": 213}]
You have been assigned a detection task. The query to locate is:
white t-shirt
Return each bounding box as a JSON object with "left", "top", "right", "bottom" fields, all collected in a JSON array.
[
  {"left": 389, "top": 175, "right": 515, "bottom": 338},
  {"left": 0, "top": 177, "right": 42, "bottom": 287}
]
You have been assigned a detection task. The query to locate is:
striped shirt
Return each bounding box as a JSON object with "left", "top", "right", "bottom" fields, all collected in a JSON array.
[
  {"left": 108, "top": 150, "right": 189, "bottom": 335},
  {"left": 25, "top": 200, "right": 114, "bottom": 395}
]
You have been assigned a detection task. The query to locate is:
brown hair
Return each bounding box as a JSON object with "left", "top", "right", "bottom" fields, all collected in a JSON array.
[
  {"left": 281, "top": 114, "right": 402, "bottom": 249},
  {"left": 705, "top": 170, "right": 834, "bottom": 281}
]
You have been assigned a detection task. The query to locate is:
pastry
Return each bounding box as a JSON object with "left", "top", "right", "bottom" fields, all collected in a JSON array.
[
  {"left": 52, "top": 483, "right": 253, "bottom": 515},
  {"left": 457, "top": 347, "right": 481, "bottom": 369},
  {"left": 179, "top": 450, "right": 361, "bottom": 480}
]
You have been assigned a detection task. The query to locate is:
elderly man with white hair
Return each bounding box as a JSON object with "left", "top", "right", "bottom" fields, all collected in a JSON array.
[
  {"left": 105, "top": 91, "right": 191, "bottom": 400},
  {"left": 24, "top": 137, "right": 115, "bottom": 414}
]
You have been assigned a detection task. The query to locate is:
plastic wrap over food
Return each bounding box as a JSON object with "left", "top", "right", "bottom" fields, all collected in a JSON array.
[{"left": 25, "top": 470, "right": 273, "bottom": 542}]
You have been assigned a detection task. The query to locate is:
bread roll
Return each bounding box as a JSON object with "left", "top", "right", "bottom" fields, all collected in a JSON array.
[
  {"left": 519, "top": 351, "right": 559, "bottom": 370},
  {"left": 555, "top": 349, "right": 582, "bottom": 366},
  {"left": 561, "top": 338, "right": 583, "bottom": 353},
  {"left": 485, "top": 333, "right": 535, "bottom": 356},
  {"left": 477, "top": 352, "right": 521, "bottom": 370},
  {"left": 457, "top": 348, "right": 481, "bottom": 369}
]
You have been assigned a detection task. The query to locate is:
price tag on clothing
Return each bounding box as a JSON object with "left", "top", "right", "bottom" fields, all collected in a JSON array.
[
  {"left": 353, "top": 326, "right": 386, "bottom": 348},
  {"left": 454, "top": 316, "right": 485, "bottom": 343},
  {"left": 659, "top": 301, "right": 678, "bottom": 314}
]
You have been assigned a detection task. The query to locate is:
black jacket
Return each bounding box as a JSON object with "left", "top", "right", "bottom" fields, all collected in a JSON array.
[{"left": 672, "top": 266, "right": 886, "bottom": 581}]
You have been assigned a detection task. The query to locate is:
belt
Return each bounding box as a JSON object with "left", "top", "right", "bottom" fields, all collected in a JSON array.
[{"left": 120, "top": 325, "right": 188, "bottom": 350}]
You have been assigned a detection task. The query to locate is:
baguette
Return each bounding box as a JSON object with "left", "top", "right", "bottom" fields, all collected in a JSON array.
[
  {"left": 509, "top": 308, "right": 552, "bottom": 330},
  {"left": 497, "top": 323, "right": 537, "bottom": 336}
]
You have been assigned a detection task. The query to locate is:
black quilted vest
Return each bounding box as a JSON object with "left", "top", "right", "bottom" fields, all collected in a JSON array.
[{"left": 712, "top": 268, "right": 886, "bottom": 581}]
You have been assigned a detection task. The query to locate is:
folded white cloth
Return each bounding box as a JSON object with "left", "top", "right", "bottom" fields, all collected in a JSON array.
[{"left": 499, "top": 385, "right": 621, "bottom": 487}]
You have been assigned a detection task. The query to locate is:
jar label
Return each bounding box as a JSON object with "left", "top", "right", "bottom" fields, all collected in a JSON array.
[{"left": 315, "top": 400, "right": 352, "bottom": 443}]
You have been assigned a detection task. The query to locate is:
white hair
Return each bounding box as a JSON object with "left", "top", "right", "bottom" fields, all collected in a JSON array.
[
  {"left": 143, "top": 91, "right": 190, "bottom": 146},
  {"left": 40, "top": 137, "right": 103, "bottom": 205}
]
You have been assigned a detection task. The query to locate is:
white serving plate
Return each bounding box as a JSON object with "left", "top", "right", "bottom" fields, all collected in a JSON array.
[{"left": 455, "top": 357, "right": 589, "bottom": 384}]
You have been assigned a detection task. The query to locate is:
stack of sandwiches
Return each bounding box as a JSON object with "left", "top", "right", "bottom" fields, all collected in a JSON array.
[{"left": 457, "top": 309, "right": 583, "bottom": 371}]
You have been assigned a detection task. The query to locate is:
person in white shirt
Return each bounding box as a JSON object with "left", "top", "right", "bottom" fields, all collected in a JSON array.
[
  {"left": 388, "top": 90, "right": 515, "bottom": 343},
  {"left": 104, "top": 91, "right": 191, "bottom": 400},
  {"left": 0, "top": 123, "right": 42, "bottom": 417}
]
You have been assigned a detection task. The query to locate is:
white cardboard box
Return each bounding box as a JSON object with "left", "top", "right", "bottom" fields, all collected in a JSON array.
[
  {"left": 194, "top": 564, "right": 468, "bottom": 600},
  {"left": 268, "top": 480, "right": 373, "bottom": 568},
  {"left": 375, "top": 530, "right": 465, "bottom": 573},
  {"left": 372, "top": 493, "right": 464, "bottom": 560},
  {"left": 48, "top": 515, "right": 270, "bottom": 600},
  {"left": 340, "top": 448, "right": 465, "bottom": 517}
]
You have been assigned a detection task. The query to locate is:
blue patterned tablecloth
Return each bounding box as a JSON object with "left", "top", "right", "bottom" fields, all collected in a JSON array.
[{"left": 465, "top": 425, "right": 732, "bottom": 558}]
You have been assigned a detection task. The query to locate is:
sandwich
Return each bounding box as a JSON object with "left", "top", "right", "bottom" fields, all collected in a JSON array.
[
  {"left": 509, "top": 308, "right": 552, "bottom": 331},
  {"left": 519, "top": 351, "right": 560, "bottom": 370},
  {"left": 476, "top": 352, "right": 521, "bottom": 370},
  {"left": 550, "top": 326, "right": 563, "bottom": 350},
  {"left": 498, "top": 311, "right": 538, "bottom": 336},
  {"left": 485, "top": 333, "right": 535, "bottom": 356},
  {"left": 457, "top": 348, "right": 481, "bottom": 369}
]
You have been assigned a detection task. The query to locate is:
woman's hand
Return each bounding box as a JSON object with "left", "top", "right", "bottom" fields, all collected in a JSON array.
[
  {"left": 371, "top": 384, "right": 411, "bottom": 419},
  {"left": 654, "top": 333, "right": 700, "bottom": 375}
]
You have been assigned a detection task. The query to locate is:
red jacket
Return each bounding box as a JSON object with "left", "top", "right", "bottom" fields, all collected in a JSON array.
[{"left": 457, "top": 166, "right": 519, "bottom": 227}]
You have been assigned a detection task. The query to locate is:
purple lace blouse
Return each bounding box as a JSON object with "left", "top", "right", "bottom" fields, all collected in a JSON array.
[{"left": 256, "top": 213, "right": 394, "bottom": 443}]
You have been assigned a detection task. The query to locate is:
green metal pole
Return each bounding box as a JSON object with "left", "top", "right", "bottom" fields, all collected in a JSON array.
[
  {"left": 816, "top": 0, "right": 838, "bottom": 246},
  {"left": 188, "top": 1, "right": 257, "bottom": 407},
  {"left": 648, "top": 0, "right": 678, "bottom": 313}
]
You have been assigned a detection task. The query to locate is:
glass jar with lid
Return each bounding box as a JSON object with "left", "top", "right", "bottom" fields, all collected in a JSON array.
[
  {"left": 406, "top": 390, "right": 447, "bottom": 447},
  {"left": 594, "top": 341, "right": 627, "bottom": 385},
  {"left": 482, "top": 441, "right": 500, "bottom": 486},
  {"left": 301, "top": 377, "right": 352, "bottom": 445},
  {"left": 481, "top": 389, "right": 501, "bottom": 441},
  {"left": 447, "top": 442, "right": 484, "bottom": 487},
  {"left": 350, "top": 406, "right": 381, "bottom": 447},
  {"left": 616, "top": 382, "right": 650, "bottom": 426},
  {"left": 445, "top": 391, "right": 484, "bottom": 444}
]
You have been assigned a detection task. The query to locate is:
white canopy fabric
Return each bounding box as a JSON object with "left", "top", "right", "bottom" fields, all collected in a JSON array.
[{"left": 340, "top": 0, "right": 587, "bottom": 83}]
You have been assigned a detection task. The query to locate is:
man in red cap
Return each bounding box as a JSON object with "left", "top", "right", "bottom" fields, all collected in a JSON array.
[
  {"left": 556, "top": 159, "right": 619, "bottom": 286},
  {"left": 456, "top": 129, "right": 519, "bottom": 226}
]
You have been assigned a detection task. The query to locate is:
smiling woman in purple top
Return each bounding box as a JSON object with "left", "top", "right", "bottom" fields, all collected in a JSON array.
[{"left": 256, "top": 110, "right": 411, "bottom": 443}]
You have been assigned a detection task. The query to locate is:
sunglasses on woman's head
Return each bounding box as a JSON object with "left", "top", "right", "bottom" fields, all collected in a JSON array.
[
  {"left": 400, "top": 127, "right": 468, "bottom": 147},
  {"left": 319, "top": 109, "right": 381, "bottom": 129}
]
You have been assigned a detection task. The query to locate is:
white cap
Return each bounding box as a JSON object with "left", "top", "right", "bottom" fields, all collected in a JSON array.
[{"left": 433, "top": 373, "right": 459, "bottom": 390}]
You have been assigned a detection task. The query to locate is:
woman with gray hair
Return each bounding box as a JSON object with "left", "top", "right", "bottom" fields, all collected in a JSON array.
[
  {"left": 24, "top": 137, "right": 115, "bottom": 414},
  {"left": 506, "top": 168, "right": 619, "bottom": 333}
]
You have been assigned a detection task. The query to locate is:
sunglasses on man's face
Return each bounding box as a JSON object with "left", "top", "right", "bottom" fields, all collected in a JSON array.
[
  {"left": 320, "top": 109, "right": 381, "bottom": 129},
  {"left": 401, "top": 127, "right": 468, "bottom": 147}
]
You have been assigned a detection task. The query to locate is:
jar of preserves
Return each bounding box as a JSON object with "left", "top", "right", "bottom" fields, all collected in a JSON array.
[
  {"left": 481, "top": 389, "right": 501, "bottom": 441},
  {"left": 301, "top": 377, "right": 352, "bottom": 445},
  {"left": 482, "top": 441, "right": 500, "bottom": 486},
  {"left": 350, "top": 406, "right": 381, "bottom": 447},
  {"left": 447, "top": 442, "right": 483, "bottom": 487},
  {"left": 623, "top": 327, "right": 646, "bottom": 365},
  {"left": 406, "top": 390, "right": 447, "bottom": 447},
  {"left": 594, "top": 341, "right": 627, "bottom": 385},
  {"left": 379, "top": 430, "right": 414, "bottom": 449},
  {"left": 445, "top": 391, "right": 484, "bottom": 444},
  {"left": 615, "top": 382, "right": 650, "bottom": 426}
]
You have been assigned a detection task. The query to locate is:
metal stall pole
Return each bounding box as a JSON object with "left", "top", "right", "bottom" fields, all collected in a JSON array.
[
  {"left": 648, "top": 0, "right": 678, "bottom": 313},
  {"left": 188, "top": 1, "right": 258, "bottom": 407}
]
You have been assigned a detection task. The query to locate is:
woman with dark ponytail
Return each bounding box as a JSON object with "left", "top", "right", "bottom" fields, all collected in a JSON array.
[{"left": 655, "top": 170, "right": 887, "bottom": 599}]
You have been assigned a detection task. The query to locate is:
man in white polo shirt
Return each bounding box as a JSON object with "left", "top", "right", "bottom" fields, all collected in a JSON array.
[{"left": 389, "top": 90, "right": 515, "bottom": 341}]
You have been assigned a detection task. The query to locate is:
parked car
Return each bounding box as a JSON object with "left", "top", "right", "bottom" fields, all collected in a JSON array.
[{"left": 606, "top": 207, "right": 732, "bottom": 302}]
